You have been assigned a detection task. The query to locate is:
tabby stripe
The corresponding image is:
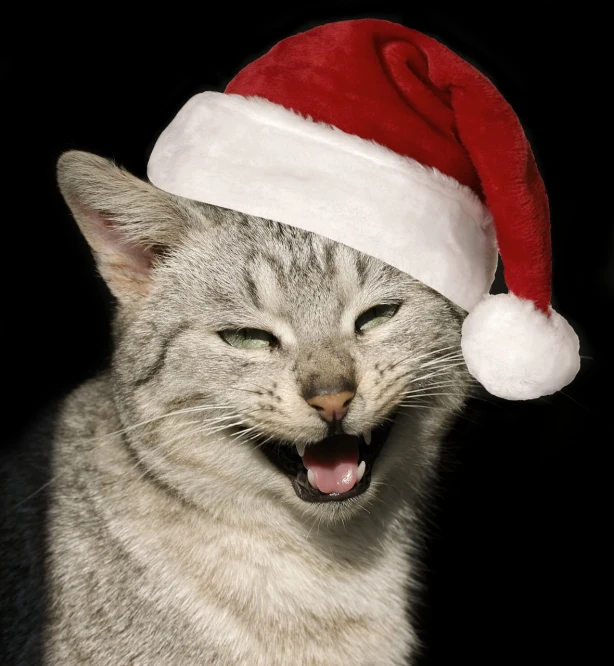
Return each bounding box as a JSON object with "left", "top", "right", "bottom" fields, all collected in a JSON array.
[
  {"left": 444, "top": 300, "right": 465, "bottom": 326},
  {"left": 119, "top": 430, "right": 195, "bottom": 508},
  {"left": 322, "top": 242, "right": 337, "bottom": 278},
  {"left": 355, "top": 253, "right": 369, "bottom": 287},
  {"left": 244, "top": 273, "right": 261, "bottom": 307},
  {"left": 132, "top": 322, "right": 192, "bottom": 388}
]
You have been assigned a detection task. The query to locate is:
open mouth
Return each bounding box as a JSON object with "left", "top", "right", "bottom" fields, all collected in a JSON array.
[{"left": 256, "top": 419, "right": 394, "bottom": 503}]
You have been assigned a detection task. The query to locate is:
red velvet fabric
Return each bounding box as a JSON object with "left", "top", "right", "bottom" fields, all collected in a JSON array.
[{"left": 226, "top": 19, "right": 551, "bottom": 312}]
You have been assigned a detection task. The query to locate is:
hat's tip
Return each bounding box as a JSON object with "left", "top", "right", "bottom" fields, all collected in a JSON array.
[{"left": 461, "top": 293, "right": 581, "bottom": 400}]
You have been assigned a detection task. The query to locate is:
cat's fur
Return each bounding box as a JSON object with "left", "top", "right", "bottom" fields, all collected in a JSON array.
[{"left": 1, "top": 151, "right": 472, "bottom": 665}]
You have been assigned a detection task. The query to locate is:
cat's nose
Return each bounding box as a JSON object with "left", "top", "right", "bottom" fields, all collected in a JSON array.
[{"left": 306, "top": 391, "right": 355, "bottom": 422}]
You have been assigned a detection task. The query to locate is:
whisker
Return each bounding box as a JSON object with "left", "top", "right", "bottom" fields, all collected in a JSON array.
[
  {"left": 200, "top": 419, "right": 255, "bottom": 437},
  {"left": 10, "top": 406, "right": 259, "bottom": 511},
  {"left": 418, "top": 353, "right": 465, "bottom": 369},
  {"left": 399, "top": 392, "right": 473, "bottom": 401},
  {"left": 11, "top": 417, "right": 209, "bottom": 511},
  {"left": 399, "top": 380, "right": 468, "bottom": 397},
  {"left": 226, "top": 387, "right": 265, "bottom": 396},
  {"left": 117, "top": 429, "right": 240, "bottom": 492},
  {"left": 198, "top": 411, "right": 259, "bottom": 428},
  {"left": 556, "top": 389, "right": 596, "bottom": 415},
  {"left": 407, "top": 362, "right": 469, "bottom": 384},
  {"left": 389, "top": 345, "right": 462, "bottom": 371},
  {"left": 11, "top": 479, "right": 55, "bottom": 510},
  {"left": 391, "top": 361, "right": 468, "bottom": 385},
  {"left": 384, "top": 365, "right": 470, "bottom": 399},
  {"left": 252, "top": 433, "right": 277, "bottom": 451},
  {"left": 232, "top": 428, "right": 265, "bottom": 443},
  {"left": 239, "top": 382, "right": 272, "bottom": 394},
  {"left": 229, "top": 425, "right": 262, "bottom": 444},
  {"left": 79, "top": 404, "right": 240, "bottom": 445}
]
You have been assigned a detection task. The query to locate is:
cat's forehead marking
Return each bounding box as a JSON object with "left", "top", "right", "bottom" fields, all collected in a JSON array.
[
  {"left": 176, "top": 213, "right": 407, "bottom": 333},
  {"left": 245, "top": 253, "right": 286, "bottom": 312},
  {"left": 233, "top": 221, "right": 360, "bottom": 313}
]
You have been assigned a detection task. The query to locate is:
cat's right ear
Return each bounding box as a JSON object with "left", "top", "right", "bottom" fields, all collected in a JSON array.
[{"left": 57, "top": 150, "right": 198, "bottom": 305}]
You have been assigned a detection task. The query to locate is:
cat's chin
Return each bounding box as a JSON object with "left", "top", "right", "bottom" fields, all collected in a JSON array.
[{"left": 255, "top": 418, "right": 395, "bottom": 503}]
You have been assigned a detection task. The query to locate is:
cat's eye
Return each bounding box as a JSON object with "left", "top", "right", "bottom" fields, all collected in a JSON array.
[
  {"left": 219, "top": 328, "right": 279, "bottom": 349},
  {"left": 355, "top": 304, "right": 399, "bottom": 332}
]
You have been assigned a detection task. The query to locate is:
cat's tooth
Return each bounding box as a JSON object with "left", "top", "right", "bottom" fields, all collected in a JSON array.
[
  {"left": 363, "top": 430, "right": 372, "bottom": 445},
  {"left": 307, "top": 469, "right": 317, "bottom": 489},
  {"left": 296, "top": 442, "right": 306, "bottom": 457},
  {"left": 357, "top": 460, "right": 366, "bottom": 482}
]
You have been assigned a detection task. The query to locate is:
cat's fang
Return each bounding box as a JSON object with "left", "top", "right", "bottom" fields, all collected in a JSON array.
[
  {"left": 296, "top": 442, "right": 306, "bottom": 457},
  {"left": 363, "top": 430, "right": 372, "bottom": 445},
  {"left": 307, "top": 469, "right": 317, "bottom": 489},
  {"left": 357, "top": 460, "right": 366, "bottom": 482}
]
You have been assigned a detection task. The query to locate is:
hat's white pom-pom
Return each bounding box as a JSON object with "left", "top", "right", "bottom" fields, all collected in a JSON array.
[{"left": 461, "top": 293, "right": 580, "bottom": 400}]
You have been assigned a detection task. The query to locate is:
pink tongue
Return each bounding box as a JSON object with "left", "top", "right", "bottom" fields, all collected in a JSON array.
[{"left": 302, "top": 435, "right": 359, "bottom": 494}]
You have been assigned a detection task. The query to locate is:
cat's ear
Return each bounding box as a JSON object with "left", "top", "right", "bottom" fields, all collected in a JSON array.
[{"left": 57, "top": 150, "right": 196, "bottom": 304}]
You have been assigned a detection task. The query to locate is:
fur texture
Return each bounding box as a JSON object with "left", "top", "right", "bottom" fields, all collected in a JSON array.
[{"left": 2, "top": 151, "right": 473, "bottom": 665}]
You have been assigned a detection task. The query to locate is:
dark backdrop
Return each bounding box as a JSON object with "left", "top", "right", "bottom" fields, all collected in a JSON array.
[{"left": 3, "top": 4, "right": 610, "bottom": 665}]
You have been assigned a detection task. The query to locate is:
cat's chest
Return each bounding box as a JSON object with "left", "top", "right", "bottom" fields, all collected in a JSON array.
[
  {"left": 114, "top": 511, "right": 414, "bottom": 665},
  {"left": 50, "top": 492, "right": 415, "bottom": 665},
  {"left": 53, "top": 415, "right": 416, "bottom": 664}
]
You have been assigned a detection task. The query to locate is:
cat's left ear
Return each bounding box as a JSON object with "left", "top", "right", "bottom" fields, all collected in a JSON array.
[{"left": 57, "top": 150, "right": 203, "bottom": 305}]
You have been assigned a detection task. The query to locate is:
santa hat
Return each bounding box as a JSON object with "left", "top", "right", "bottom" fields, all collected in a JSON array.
[{"left": 147, "top": 18, "right": 580, "bottom": 400}]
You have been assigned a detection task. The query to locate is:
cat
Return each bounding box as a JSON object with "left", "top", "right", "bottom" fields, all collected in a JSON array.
[{"left": 1, "top": 150, "right": 473, "bottom": 665}]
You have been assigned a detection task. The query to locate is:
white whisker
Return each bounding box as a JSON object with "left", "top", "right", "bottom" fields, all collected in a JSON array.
[
  {"left": 200, "top": 420, "right": 252, "bottom": 436},
  {"left": 78, "top": 403, "right": 239, "bottom": 445},
  {"left": 229, "top": 425, "right": 262, "bottom": 443},
  {"left": 407, "top": 362, "right": 469, "bottom": 384},
  {"left": 252, "top": 433, "right": 277, "bottom": 450},
  {"left": 418, "top": 353, "right": 465, "bottom": 369},
  {"left": 399, "top": 380, "right": 467, "bottom": 397},
  {"left": 389, "top": 345, "right": 462, "bottom": 370},
  {"left": 10, "top": 405, "right": 261, "bottom": 511},
  {"left": 398, "top": 392, "right": 470, "bottom": 403}
]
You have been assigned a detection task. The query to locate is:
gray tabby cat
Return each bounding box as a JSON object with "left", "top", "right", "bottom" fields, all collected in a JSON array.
[{"left": 2, "top": 150, "right": 472, "bottom": 665}]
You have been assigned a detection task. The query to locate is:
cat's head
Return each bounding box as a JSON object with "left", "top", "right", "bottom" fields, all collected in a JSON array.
[{"left": 57, "top": 151, "right": 473, "bottom": 525}]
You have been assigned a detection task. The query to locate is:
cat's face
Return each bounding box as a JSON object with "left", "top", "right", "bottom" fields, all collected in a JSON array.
[{"left": 58, "top": 151, "right": 472, "bottom": 524}]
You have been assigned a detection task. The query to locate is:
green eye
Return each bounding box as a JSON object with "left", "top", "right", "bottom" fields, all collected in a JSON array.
[
  {"left": 355, "top": 304, "right": 399, "bottom": 332},
  {"left": 219, "top": 328, "right": 278, "bottom": 349}
]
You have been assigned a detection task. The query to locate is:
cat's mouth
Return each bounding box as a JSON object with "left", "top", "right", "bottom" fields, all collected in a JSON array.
[{"left": 256, "top": 419, "right": 394, "bottom": 503}]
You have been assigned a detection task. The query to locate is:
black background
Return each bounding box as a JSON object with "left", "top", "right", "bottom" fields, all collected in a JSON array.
[{"left": 3, "top": 3, "right": 611, "bottom": 664}]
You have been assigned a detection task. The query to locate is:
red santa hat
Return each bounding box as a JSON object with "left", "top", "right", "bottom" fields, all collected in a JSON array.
[{"left": 147, "top": 18, "right": 580, "bottom": 400}]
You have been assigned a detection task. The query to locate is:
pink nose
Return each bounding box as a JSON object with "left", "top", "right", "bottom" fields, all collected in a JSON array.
[{"left": 306, "top": 391, "right": 355, "bottom": 422}]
